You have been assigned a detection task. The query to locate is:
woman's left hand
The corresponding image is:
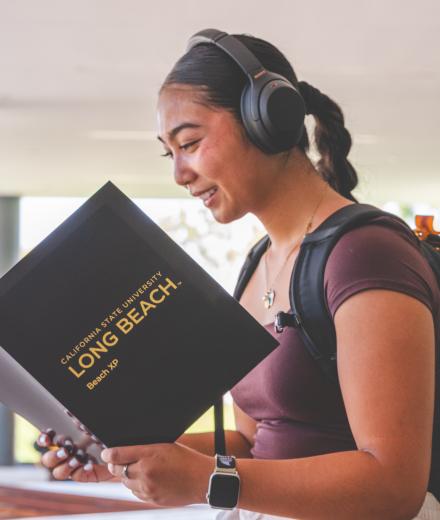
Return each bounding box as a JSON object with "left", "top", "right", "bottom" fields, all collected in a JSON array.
[{"left": 101, "top": 442, "right": 214, "bottom": 507}]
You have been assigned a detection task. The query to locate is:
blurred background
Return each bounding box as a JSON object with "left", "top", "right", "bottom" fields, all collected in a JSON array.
[{"left": 0, "top": 0, "right": 439, "bottom": 476}]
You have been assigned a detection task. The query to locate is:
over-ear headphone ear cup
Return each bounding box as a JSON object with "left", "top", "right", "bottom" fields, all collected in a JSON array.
[
  {"left": 240, "top": 83, "right": 272, "bottom": 153},
  {"left": 240, "top": 73, "right": 306, "bottom": 154}
]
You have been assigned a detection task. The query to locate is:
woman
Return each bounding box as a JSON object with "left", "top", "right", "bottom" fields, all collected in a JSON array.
[{"left": 38, "top": 29, "right": 439, "bottom": 519}]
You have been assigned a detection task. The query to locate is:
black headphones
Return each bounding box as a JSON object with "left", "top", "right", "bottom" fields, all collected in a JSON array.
[{"left": 186, "top": 29, "right": 306, "bottom": 155}]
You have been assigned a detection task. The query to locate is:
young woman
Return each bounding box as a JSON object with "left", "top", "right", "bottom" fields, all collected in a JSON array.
[{"left": 37, "top": 30, "right": 439, "bottom": 519}]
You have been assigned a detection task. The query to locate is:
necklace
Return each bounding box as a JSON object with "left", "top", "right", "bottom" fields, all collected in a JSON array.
[{"left": 262, "top": 183, "right": 329, "bottom": 309}]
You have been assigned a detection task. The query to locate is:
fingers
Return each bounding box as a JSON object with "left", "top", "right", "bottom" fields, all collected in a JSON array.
[
  {"left": 107, "top": 461, "right": 138, "bottom": 481},
  {"left": 34, "top": 428, "right": 56, "bottom": 453},
  {"left": 101, "top": 445, "right": 144, "bottom": 465},
  {"left": 41, "top": 445, "right": 69, "bottom": 469},
  {"left": 52, "top": 451, "right": 92, "bottom": 480},
  {"left": 39, "top": 434, "right": 77, "bottom": 466},
  {"left": 107, "top": 462, "right": 142, "bottom": 494},
  {"left": 37, "top": 429, "right": 97, "bottom": 481},
  {"left": 41, "top": 445, "right": 93, "bottom": 479},
  {"left": 41, "top": 446, "right": 114, "bottom": 483}
]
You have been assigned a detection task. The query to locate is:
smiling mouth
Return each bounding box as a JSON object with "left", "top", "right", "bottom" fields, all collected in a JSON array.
[{"left": 193, "top": 186, "right": 218, "bottom": 201}]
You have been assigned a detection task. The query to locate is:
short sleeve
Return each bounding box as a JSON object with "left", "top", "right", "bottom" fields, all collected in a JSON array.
[{"left": 324, "top": 221, "right": 436, "bottom": 320}]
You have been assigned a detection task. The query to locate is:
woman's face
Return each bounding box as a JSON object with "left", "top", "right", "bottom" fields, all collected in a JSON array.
[{"left": 156, "top": 85, "right": 271, "bottom": 224}]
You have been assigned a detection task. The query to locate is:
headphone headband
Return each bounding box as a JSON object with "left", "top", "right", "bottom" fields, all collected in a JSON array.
[{"left": 186, "top": 29, "right": 266, "bottom": 80}]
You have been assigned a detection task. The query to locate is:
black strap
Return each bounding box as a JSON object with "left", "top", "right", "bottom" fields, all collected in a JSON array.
[
  {"left": 233, "top": 235, "right": 270, "bottom": 301},
  {"left": 213, "top": 235, "right": 269, "bottom": 455},
  {"left": 214, "top": 397, "right": 225, "bottom": 455},
  {"left": 420, "top": 240, "right": 440, "bottom": 286}
]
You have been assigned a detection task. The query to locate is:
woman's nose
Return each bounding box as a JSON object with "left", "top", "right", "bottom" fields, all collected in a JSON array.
[{"left": 173, "top": 157, "right": 196, "bottom": 188}]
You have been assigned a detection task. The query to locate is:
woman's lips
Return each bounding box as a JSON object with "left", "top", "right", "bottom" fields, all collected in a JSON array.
[
  {"left": 192, "top": 186, "right": 218, "bottom": 206},
  {"left": 203, "top": 187, "right": 218, "bottom": 207}
]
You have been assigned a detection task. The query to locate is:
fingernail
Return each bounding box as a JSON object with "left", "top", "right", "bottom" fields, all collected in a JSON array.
[
  {"left": 37, "top": 434, "right": 49, "bottom": 446},
  {"left": 62, "top": 439, "right": 75, "bottom": 455},
  {"left": 68, "top": 457, "right": 80, "bottom": 468},
  {"left": 84, "top": 462, "right": 93, "bottom": 472},
  {"left": 101, "top": 449, "right": 110, "bottom": 462},
  {"left": 75, "top": 449, "right": 88, "bottom": 463},
  {"left": 56, "top": 448, "right": 67, "bottom": 459}
]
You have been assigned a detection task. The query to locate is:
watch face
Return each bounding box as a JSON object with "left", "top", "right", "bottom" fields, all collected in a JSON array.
[
  {"left": 217, "top": 455, "right": 236, "bottom": 469},
  {"left": 208, "top": 473, "right": 240, "bottom": 509}
]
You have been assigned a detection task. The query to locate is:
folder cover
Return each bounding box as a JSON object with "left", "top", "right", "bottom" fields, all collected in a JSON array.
[{"left": 0, "top": 182, "right": 278, "bottom": 453}]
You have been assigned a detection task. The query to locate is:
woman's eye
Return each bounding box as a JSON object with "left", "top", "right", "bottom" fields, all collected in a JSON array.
[
  {"left": 160, "top": 140, "right": 200, "bottom": 159},
  {"left": 180, "top": 139, "right": 200, "bottom": 151}
]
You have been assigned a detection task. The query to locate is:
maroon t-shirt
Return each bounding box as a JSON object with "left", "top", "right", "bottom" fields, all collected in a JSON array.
[{"left": 230, "top": 215, "right": 439, "bottom": 491}]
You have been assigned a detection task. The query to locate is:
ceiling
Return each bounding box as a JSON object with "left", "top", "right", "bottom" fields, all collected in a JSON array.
[{"left": 0, "top": 0, "right": 439, "bottom": 204}]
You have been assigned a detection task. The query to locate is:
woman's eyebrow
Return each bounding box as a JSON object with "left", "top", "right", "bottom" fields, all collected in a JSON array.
[{"left": 157, "top": 122, "right": 202, "bottom": 143}]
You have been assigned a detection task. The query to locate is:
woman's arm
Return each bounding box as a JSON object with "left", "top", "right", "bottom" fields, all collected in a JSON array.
[{"left": 205, "top": 289, "right": 435, "bottom": 520}]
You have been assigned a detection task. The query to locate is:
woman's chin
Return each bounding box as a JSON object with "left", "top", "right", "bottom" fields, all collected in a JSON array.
[
  {"left": 210, "top": 205, "right": 245, "bottom": 225},
  {"left": 210, "top": 210, "right": 230, "bottom": 224}
]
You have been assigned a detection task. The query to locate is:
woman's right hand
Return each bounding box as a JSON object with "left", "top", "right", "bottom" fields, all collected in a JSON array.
[{"left": 36, "top": 429, "right": 119, "bottom": 483}]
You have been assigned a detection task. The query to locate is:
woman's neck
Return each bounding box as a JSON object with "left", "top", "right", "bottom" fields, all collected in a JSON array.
[{"left": 252, "top": 150, "right": 339, "bottom": 254}]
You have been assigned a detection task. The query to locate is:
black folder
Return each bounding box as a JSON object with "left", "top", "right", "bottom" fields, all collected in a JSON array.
[{"left": 0, "top": 182, "right": 278, "bottom": 454}]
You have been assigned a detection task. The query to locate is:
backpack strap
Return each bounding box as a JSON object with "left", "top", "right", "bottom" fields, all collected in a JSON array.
[
  {"left": 233, "top": 235, "right": 270, "bottom": 301},
  {"left": 420, "top": 240, "right": 440, "bottom": 286},
  {"left": 288, "top": 202, "right": 408, "bottom": 383}
]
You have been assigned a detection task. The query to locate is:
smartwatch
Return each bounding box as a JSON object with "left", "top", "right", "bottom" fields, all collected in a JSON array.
[{"left": 206, "top": 454, "right": 240, "bottom": 509}]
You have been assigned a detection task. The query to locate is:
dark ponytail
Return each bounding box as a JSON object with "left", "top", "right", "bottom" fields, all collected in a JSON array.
[
  {"left": 297, "top": 81, "right": 359, "bottom": 202},
  {"left": 161, "top": 33, "right": 359, "bottom": 202}
]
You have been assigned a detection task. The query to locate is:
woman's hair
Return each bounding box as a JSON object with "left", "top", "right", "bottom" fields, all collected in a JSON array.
[{"left": 160, "top": 34, "right": 359, "bottom": 203}]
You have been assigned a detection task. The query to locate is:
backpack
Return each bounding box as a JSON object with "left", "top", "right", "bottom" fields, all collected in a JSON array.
[{"left": 213, "top": 203, "right": 440, "bottom": 499}]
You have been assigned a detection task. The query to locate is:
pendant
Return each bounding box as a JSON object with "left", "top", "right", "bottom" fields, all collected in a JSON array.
[{"left": 262, "top": 289, "right": 275, "bottom": 309}]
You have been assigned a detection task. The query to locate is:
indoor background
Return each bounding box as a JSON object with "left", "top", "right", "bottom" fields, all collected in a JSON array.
[{"left": 0, "top": 0, "right": 439, "bottom": 473}]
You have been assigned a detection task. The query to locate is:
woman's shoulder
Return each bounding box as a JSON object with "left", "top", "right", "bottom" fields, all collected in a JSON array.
[
  {"left": 327, "top": 208, "right": 423, "bottom": 260},
  {"left": 323, "top": 208, "right": 439, "bottom": 319}
]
